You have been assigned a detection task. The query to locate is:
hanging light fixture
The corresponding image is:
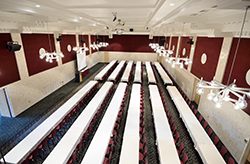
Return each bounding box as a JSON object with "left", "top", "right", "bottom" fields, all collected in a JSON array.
[
  {"left": 164, "top": 22, "right": 192, "bottom": 68},
  {"left": 196, "top": 6, "right": 250, "bottom": 110},
  {"left": 73, "top": 35, "right": 89, "bottom": 54},
  {"left": 40, "top": 22, "right": 64, "bottom": 63}
]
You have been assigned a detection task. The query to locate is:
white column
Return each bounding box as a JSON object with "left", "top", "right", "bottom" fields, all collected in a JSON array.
[
  {"left": 10, "top": 33, "right": 29, "bottom": 80},
  {"left": 214, "top": 37, "right": 233, "bottom": 82}
]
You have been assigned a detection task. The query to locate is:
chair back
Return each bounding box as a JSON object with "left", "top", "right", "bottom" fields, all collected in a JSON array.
[{"left": 220, "top": 146, "right": 227, "bottom": 157}]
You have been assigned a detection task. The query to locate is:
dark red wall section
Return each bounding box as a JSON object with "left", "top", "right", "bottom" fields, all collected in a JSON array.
[
  {"left": 222, "top": 38, "right": 250, "bottom": 115},
  {"left": 0, "top": 33, "right": 20, "bottom": 87},
  {"left": 170, "top": 37, "right": 179, "bottom": 57},
  {"left": 60, "top": 34, "right": 76, "bottom": 64},
  {"left": 177, "top": 37, "right": 192, "bottom": 69},
  {"left": 79, "top": 35, "right": 89, "bottom": 55},
  {"left": 21, "top": 33, "right": 57, "bottom": 76},
  {"left": 99, "top": 35, "right": 163, "bottom": 52},
  {"left": 191, "top": 37, "right": 223, "bottom": 81}
]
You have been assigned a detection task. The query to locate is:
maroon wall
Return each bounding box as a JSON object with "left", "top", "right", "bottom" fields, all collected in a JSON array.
[
  {"left": 0, "top": 33, "right": 20, "bottom": 87},
  {"left": 60, "top": 34, "right": 76, "bottom": 64},
  {"left": 21, "top": 34, "right": 57, "bottom": 76},
  {"left": 222, "top": 38, "right": 250, "bottom": 115},
  {"left": 79, "top": 35, "right": 89, "bottom": 55},
  {"left": 99, "top": 35, "right": 163, "bottom": 52},
  {"left": 170, "top": 37, "right": 179, "bottom": 57},
  {"left": 177, "top": 37, "right": 192, "bottom": 69},
  {"left": 191, "top": 37, "right": 223, "bottom": 81}
]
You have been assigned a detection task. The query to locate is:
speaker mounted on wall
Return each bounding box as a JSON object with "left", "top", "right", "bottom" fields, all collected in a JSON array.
[
  {"left": 80, "top": 39, "right": 86, "bottom": 43},
  {"left": 6, "top": 41, "right": 21, "bottom": 52},
  {"left": 129, "top": 28, "right": 133, "bottom": 32},
  {"left": 56, "top": 38, "right": 63, "bottom": 41}
]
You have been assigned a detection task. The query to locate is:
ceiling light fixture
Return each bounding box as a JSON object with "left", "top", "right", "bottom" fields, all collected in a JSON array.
[
  {"left": 35, "top": 4, "right": 40, "bottom": 7},
  {"left": 170, "top": 3, "right": 174, "bottom": 6},
  {"left": 114, "top": 19, "right": 124, "bottom": 35},
  {"left": 196, "top": 6, "right": 250, "bottom": 110},
  {"left": 40, "top": 22, "right": 64, "bottom": 63},
  {"left": 79, "top": 17, "right": 82, "bottom": 19}
]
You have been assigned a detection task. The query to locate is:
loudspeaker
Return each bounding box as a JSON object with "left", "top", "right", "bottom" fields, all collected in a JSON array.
[
  {"left": 130, "top": 28, "right": 133, "bottom": 32},
  {"left": 80, "top": 39, "right": 86, "bottom": 43},
  {"left": 96, "top": 38, "right": 101, "bottom": 42},
  {"left": 6, "top": 42, "right": 21, "bottom": 52},
  {"left": 56, "top": 38, "right": 63, "bottom": 41},
  {"left": 161, "top": 39, "right": 166, "bottom": 43},
  {"left": 186, "top": 40, "right": 194, "bottom": 45}
]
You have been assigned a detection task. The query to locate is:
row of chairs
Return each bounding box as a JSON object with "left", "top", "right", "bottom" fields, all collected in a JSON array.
[
  {"left": 101, "top": 61, "right": 118, "bottom": 81},
  {"left": 22, "top": 83, "right": 99, "bottom": 164},
  {"left": 176, "top": 82, "right": 235, "bottom": 164},
  {"left": 165, "top": 107, "right": 188, "bottom": 164},
  {"left": 127, "top": 64, "right": 134, "bottom": 83},
  {"left": 152, "top": 70, "right": 188, "bottom": 164},
  {"left": 103, "top": 85, "right": 129, "bottom": 164},
  {"left": 114, "top": 62, "right": 127, "bottom": 83},
  {"left": 67, "top": 84, "right": 114, "bottom": 164},
  {"left": 139, "top": 86, "right": 147, "bottom": 164}
]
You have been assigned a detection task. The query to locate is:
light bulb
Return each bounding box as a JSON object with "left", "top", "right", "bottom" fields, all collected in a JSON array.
[
  {"left": 238, "top": 99, "right": 247, "bottom": 109},
  {"left": 213, "top": 96, "right": 219, "bottom": 103},
  {"left": 215, "top": 102, "right": 222, "bottom": 109},
  {"left": 196, "top": 88, "right": 204, "bottom": 95},
  {"left": 207, "top": 91, "right": 215, "bottom": 100},
  {"left": 180, "top": 63, "right": 183, "bottom": 69}
]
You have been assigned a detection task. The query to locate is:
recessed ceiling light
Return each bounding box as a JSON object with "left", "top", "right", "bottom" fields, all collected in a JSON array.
[
  {"left": 93, "top": 24, "right": 96, "bottom": 26},
  {"left": 97, "top": 23, "right": 99, "bottom": 24},
  {"left": 170, "top": 3, "right": 174, "bottom": 6},
  {"left": 36, "top": 4, "right": 40, "bottom": 7},
  {"left": 156, "top": 18, "right": 158, "bottom": 19},
  {"left": 79, "top": 17, "right": 82, "bottom": 19}
]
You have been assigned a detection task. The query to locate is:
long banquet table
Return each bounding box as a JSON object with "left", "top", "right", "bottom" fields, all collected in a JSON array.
[
  {"left": 154, "top": 62, "right": 173, "bottom": 85},
  {"left": 81, "top": 83, "right": 127, "bottom": 164},
  {"left": 133, "top": 61, "right": 142, "bottom": 83},
  {"left": 149, "top": 85, "right": 180, "bottom": 164},
  {"left": 43, "top": 82, "right": 113, "bottom": 164},
  {"left": 94, "top": 60, "right": 117, "bottom": 81},
  {"left": 167, "top": 86, "right": 226, "bottom": 164},
  {"left": 1, "top": 80, "right": 98, "bottom": 164},
  {"left": 119, "top": 84, "right": 141, "bottom": 164},
  {"left": 121, "top": 61, "right": 133, "bottom": 83},
  {"left": 145, "top": 61, "right": 156, "bottom": 84},
  {"left": 108, "top": 60, "right": 126, "bottom": 81}
]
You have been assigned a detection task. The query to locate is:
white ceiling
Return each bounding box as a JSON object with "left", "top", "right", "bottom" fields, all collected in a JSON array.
[{"left": 0, "top": 0, "right": 250, "bottom": 37}]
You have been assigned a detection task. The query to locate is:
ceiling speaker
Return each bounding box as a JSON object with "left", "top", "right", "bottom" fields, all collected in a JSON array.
[{"left": 6, "top": 41, "right": 21, "bottom": 52}]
